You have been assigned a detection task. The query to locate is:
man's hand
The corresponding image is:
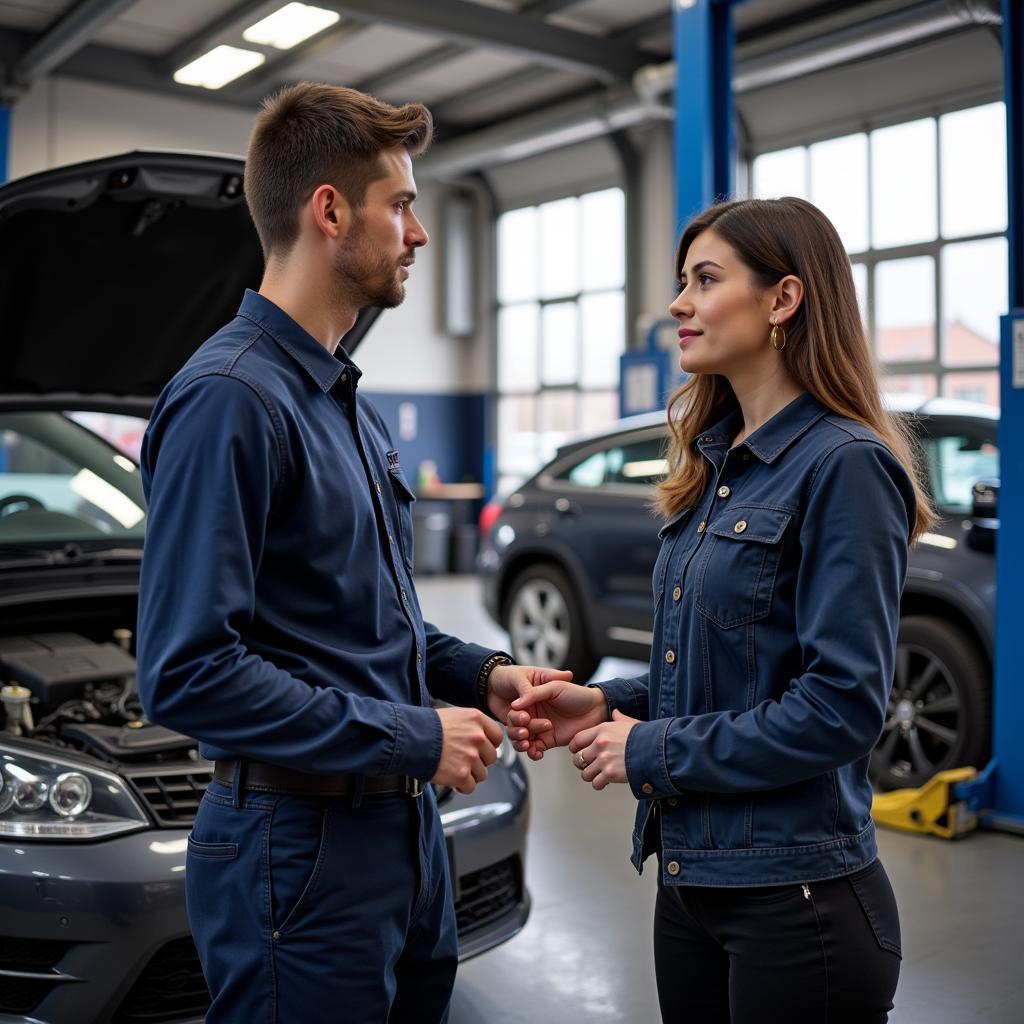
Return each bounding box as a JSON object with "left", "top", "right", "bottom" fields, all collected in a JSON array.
[
  {"left": 432, "top": 707, "right": 504, "bottom": 794},
  {"left": 568, "top": 709, "right": 639, "bottom": 790},
  {"left": 506, "top": 677, "right": 609, "bottom": 761},
  {"left": 486, "top": 664, "right": 573, "bottom": 742}
]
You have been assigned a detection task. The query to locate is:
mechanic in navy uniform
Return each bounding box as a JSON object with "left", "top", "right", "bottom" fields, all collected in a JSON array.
[{"left": 136, "top": 83, "right": 566, "bottom": 1023}]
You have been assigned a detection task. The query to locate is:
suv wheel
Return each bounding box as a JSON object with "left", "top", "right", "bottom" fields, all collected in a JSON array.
[
  {"left": 505, "top": 564, "right": 600, "bottom": 683},
  {"left": 871, "top": 615, "right": 990, "bottom": 791}
]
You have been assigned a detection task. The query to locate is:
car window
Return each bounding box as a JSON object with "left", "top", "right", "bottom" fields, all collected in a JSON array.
[
  {"left": 914, "top": 417, "right": 999, "bottom": 511},
  {"left": 557, "top": 435, "right": 667, "bottom": 488},
  {"left": 0, "top": 412, "right": 147, "bottom": 543}
]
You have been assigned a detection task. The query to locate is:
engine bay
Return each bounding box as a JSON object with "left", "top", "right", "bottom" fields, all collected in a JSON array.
[{"left": 0, "top": 630, "right": 198, "bottom": 765}]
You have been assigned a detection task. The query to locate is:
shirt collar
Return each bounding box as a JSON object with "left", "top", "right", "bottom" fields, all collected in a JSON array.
[
  {"left": 696, "top": 391, "right": 828, "bottom": 465},
  {"left": 236, "top": 289, "right": 361, "bottom": 393}
]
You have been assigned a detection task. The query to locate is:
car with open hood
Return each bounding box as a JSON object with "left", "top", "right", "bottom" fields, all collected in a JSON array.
[{"left": 0, "top": 152, "right": 530, "bottom": 1024}]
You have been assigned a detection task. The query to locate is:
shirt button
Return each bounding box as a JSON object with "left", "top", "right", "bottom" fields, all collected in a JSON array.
[
  {"left": 641, "top": 783, "right": 654, "bottom": 796},
  {"left": 416, "top": 652, "right": 422, "bottom": 663},
  {"left": 272, "top": 930, "right": 282, "bottom": 941},
  {"left": 734, "top": 520, "right": 748, "bottom": 534},
  {"left": 742, "top": 453, "right": 751, "bottom": 461},
  {"left": 401, "top": 588, "right": 408, "bottom": 602},
  {"left": 667, "top": 860, "right": 681, "bottom": 877},
  {"left": 717, "top": 485, "right": 731, "bottom": 498},
  {"left": 697, "top": 520, "right": 706, "bottom": 534},
  {"left": 340, "top": 372, "right": 348, "bottom": 382},
  {"left": 375, "top": 481, "right": 382, "bottom": 494},
  {"left": 667, "top": 797, "right": 679, "bottom": 807},
  {"left": 672, "top": 586, "right": 682, "bottom": 601},
  {"left": 665, "top": 649, "right": 676, "bottom": 665},
  {"left": 388, "top": 533, "right": 395, "bottom": 544}
]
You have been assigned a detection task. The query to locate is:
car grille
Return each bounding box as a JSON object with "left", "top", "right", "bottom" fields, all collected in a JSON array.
[
  {"left": 125, "top": 764, "right": 213, "bottom": 828},
  {"left": 454, "top": 855, "right": 522, "bottom": 934},
  {"left": 0, "top": 936, "right": 76, "bottom": 1014},
  {"left": 112, "top": 936, "right": 210, "bottom": 1024}
]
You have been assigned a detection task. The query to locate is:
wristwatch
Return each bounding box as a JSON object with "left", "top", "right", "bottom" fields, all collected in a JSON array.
[{"left": 476, "top": 651, "right": 514, "bottom": 715}]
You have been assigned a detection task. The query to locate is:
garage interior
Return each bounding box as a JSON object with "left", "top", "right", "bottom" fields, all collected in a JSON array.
[{"left": 1, "top": 1, "right": 1023, "bottom": 1023}]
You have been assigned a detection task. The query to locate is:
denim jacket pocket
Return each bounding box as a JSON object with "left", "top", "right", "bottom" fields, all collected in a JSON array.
[{"left": 696, "top": 505, "right": 791, "bottom": 629}]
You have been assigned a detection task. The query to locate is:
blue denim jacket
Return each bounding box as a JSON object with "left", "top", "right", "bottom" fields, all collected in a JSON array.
[
  {"left": 595, "top": 392, "right": 916, "bottom": 887},
  {"left": 137, "top": 291, "right": 495, "bottom": 779}
]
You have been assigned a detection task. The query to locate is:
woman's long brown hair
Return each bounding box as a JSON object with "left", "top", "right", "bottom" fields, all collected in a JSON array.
[{"left": 655, "top": 197, "right": 935, "bottom": 544}]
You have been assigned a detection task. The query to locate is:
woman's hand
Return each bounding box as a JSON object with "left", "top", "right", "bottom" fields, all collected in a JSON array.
[
  {"left": 568, "top": 710, "right": 639, "bottom": 790},
  {"left": 507, "top": 678, "right": 609, "bottom": 760}
]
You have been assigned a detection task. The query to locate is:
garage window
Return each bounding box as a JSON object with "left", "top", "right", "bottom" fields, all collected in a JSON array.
[
  {"left": 496, "top": 188, "right": 626, "bottom": 490},
  {"left": 751, "top": 102, "right": 1005, "bottom": 408}
]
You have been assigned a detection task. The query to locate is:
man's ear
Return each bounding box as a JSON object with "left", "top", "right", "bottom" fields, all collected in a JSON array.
[
  {"left": 772, "top": 274, "right": 804, "bottom": 325},
  {"left": 309, "top": 184, "right": 351, "bottom": 242}
]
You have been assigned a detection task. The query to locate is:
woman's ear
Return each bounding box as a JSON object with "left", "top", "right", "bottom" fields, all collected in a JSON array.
[{"left": 773, "top": 275, "right": 804, "bottom": 325}]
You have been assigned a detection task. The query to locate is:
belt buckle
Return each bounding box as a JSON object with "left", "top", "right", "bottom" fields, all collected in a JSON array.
[{"left": 405, "top": 777, "right": 424, "bottom": 798}]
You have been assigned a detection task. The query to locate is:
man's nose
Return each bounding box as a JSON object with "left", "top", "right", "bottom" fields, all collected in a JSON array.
[{"left": 408, "top": 215, "right": 428, "bottom": 248}]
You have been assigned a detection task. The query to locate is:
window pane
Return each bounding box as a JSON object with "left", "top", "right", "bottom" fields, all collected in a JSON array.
[
  {"left": 941, "top": 237, "right": 1006, "bottom": 366},
  {"left": 752, "top": 147, "right": 807, "bottom": 199},
  {"left": 941, "top": 371, "right": 1000, "bottom": 408},
  {"left": 881, "top": 372, "right": 937, "bottom": 398},
  {"left": 559, "top": 450, "right": 607, "bottom": 487},
  {"left": 581, "top": 188, "right": 625, "bottom": 290},
  {"left": 580, "top": 291, "right": 625, "bottom": 388},
  {"left": 497, "top": 207, "right": 538, "bottom": 303},
  {"left": 540, "top": 197, "right": 580, "bottom": 299},
  {"left": 539, "top": 391, "right": 578, "bottom": 463},
  {"left": 541, "top": 302, "right": 579, "bottom": 386},
  {"left": 610, "top": 437, "right": 668, "bottom": 485},
  {"left": 875, "top": 256, "right": 935, "bottom": 363},
  {"left": 940, "top": 103, "right": 1007, "bottom": 238},
  {"left": 810, "top": 134, "right": 868, "bottom": 253},
  {"left": 580, "top": 391, "right": 619, "bottom": 433},
  {"left": 851, "top": 262, "right": 868, "bottom": 326},
  {"left": 871, "top": 119, "right": 937, "bottom": 247},
  {"left": 497, "top": 395, "right": 538, "bottom": 479},
  {"left": 498, "top": 303, "right": 539, "bottom": 392},
  {"left": 919, "top": 428, "right": 999, "bottom": 509}
]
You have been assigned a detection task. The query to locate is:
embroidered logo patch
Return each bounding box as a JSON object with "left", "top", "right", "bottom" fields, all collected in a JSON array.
[{"left": 386, "top": 450, "right": 401, "bottom": 469}]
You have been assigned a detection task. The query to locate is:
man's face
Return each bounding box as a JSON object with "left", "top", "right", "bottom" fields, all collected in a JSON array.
[{"left": 333, "top": 147, "right": 428, "bottom": 309}]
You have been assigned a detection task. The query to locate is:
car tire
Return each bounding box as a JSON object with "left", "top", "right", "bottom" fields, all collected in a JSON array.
[
  {"left": 871, "top": 615, "right": 990, "bottom": 791},
  {"left": 504, "top": 564, "right": 601, "bottom": 683}
]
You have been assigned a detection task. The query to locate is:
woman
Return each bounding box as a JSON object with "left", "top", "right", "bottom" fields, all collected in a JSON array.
[{"left": 509, "top": 197, "right": 933, "bottom": 1023}]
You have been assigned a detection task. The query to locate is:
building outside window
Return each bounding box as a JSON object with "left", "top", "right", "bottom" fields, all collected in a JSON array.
[
  {"left": 751, "top": 101, "right": 1006, "bottom": 408},
  {"left": 495, "top": 187, "right": 626, "bottom": 492}
]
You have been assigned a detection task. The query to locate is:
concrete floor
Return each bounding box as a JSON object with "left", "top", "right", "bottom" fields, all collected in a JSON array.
[{"left": 415, "top": 576, "right": 1024, "bottom": 1024}]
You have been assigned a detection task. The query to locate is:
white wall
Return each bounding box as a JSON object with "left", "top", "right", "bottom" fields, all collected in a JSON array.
[{"left": 8, "top": 75, "right": 490, "bottom": 393}]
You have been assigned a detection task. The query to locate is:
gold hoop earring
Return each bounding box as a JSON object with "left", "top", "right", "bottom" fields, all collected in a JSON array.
[{"left": 770, "top": 320, "right": 787, "bottom": 351}]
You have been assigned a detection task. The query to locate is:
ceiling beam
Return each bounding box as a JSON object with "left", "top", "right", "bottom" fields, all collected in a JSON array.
[
  {"left": 313, "top": 0, "right": 654, "bottom": 83},
  {"left": 12, "top": 0, "right": 139, "bottom": 85},
  {"left": 159, "top": 0, "right": 274, "bottom": 74},
  {"left": 614, "top": 12, "right": 672, "bottom": 47}
]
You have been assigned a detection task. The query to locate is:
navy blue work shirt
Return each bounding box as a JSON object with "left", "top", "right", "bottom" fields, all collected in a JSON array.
[
  {"left": 595, "top": 393, "right": 917, "bottom": 885},
  {"left": 137, "top": 290, "right": 496, "bottom": 780}
]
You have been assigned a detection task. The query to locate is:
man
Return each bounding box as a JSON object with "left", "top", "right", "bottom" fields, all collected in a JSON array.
[{"left": 136, "top": 83, "right": 565, "bottom": 1023}]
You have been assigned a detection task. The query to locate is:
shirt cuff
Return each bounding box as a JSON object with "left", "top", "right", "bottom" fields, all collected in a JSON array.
[
  {"left": 387, "top": 704, "right": 444, "bottom": 781},
  {"left": 624, "top": 718, "right": 682, "bottom": 800},
  {"left": 590, "top": 678, "right": 644, "bottom": 720}
]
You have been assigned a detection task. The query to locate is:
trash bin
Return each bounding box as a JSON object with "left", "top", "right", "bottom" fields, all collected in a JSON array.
[
  {"left": 412, "top": 508, "right": 451, "bottom": 575},
  {"left": 449, "top": 523, "right": 479, "bottom": 575}
]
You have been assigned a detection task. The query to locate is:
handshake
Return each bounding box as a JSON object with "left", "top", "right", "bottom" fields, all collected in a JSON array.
[{"left": 432, "top": 667, "right": 639, "bottom": 794}]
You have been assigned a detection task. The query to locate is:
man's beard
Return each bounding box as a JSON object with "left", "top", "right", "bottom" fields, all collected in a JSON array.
[{"left": 332, "top": 220, "right": 406, "bottom": 310}]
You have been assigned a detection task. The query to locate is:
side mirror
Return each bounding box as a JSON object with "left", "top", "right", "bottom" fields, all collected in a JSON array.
[{"left": 966, "top": 479, "right": 999, "bottom": 553}]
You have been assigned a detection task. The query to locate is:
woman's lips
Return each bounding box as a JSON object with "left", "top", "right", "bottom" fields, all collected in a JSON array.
[{"left": 678, "top": 329, "right": 702, "bottom": 346}]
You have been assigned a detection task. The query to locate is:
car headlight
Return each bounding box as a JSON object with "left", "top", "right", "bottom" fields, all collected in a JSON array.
[{"left": 0, "top": 744, "right": 149, "bottom": 840}]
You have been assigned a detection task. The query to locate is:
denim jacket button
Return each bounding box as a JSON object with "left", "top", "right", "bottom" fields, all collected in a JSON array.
[
  {"left": 665, "top": 649, "right": 676, "bottom": 664},
  {"left": 697, "top": 520, "right": 706, "bottom": 533},
  {"left": 667, "top": 797, "right": 678, "bottom": 807},
  {"left": 733, "top": 520, "right": 748, "bottom": 534},
  {"left": 667, "top": 860, "right": 681, "bottom": 876},
  {"left": 672, "top": 586, "right": 682, "bottom": 601},
  {"left": 717, "top": 485, "right": 731, "bottom": 498},
  {"left": 641, "top": 783, "right": 654, "bottom": 796}
]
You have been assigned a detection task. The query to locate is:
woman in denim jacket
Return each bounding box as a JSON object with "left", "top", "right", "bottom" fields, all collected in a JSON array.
[{"left": 510, "top": 197, "right": 934, "bottom": 1023}]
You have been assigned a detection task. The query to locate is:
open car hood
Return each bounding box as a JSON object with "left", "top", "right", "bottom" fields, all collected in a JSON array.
[{"left": 0, "top": 151, "right": 378, "bottom": 416}]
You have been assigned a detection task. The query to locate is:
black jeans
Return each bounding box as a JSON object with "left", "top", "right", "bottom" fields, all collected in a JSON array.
[{"left": 653, "top": 858, "right": 901, "bottom": 1023}]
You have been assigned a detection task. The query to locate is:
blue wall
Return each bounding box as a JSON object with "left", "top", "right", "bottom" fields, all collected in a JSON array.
[{"left": 362, "top": 391, "right": 487, "bottom": 488}]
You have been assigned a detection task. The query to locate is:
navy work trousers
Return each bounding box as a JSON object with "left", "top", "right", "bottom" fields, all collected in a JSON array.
[
  {"left": 185, "top": 779, "right": 458, "bottom": 1023},
  {"left": 653, "top": 858, "right": 902, "bottom": 1023}
]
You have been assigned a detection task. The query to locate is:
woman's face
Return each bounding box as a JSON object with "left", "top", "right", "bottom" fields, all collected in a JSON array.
[{"left": 668, "top": 229, "right": 776, "bottom": 379}]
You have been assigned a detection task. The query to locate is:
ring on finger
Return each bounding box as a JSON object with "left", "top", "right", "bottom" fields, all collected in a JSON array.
[{"left": 577, "top": 751, "right": 587, "bottom": 769}]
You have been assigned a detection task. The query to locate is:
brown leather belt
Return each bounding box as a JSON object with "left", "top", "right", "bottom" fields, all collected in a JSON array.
[{"left": 213, "top": 759, "right": 424, "bottom": 798}]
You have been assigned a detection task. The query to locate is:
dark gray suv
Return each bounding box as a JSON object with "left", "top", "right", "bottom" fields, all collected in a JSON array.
[
  {"left": 0, "top": 153, "right": 530, "bottom": 1024},
  {"left": 481, "top": 395, "right": 998, "bottom": 791}
]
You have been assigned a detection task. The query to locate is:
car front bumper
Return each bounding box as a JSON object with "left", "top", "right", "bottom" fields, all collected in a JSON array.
[{"left": 0, "top": 760, "right": 530, "bottom": 1023}]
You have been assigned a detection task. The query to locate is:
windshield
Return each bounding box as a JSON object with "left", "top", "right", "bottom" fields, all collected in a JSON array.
[{"left": 0, "top": 412, "right": 147, "bottom": 545}]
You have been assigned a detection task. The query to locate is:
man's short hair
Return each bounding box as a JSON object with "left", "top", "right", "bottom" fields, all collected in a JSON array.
[{"left": 245, "top": 82, "right": 433, "bottom": 258}]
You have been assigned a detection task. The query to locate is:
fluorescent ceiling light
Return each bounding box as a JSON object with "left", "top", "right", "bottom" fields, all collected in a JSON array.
[
  {"left": 243, "top": 3, "right": 341, "bottom": 49},
  {"left": 173, "top": 45, "right": 265, "bottom": 90}
]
